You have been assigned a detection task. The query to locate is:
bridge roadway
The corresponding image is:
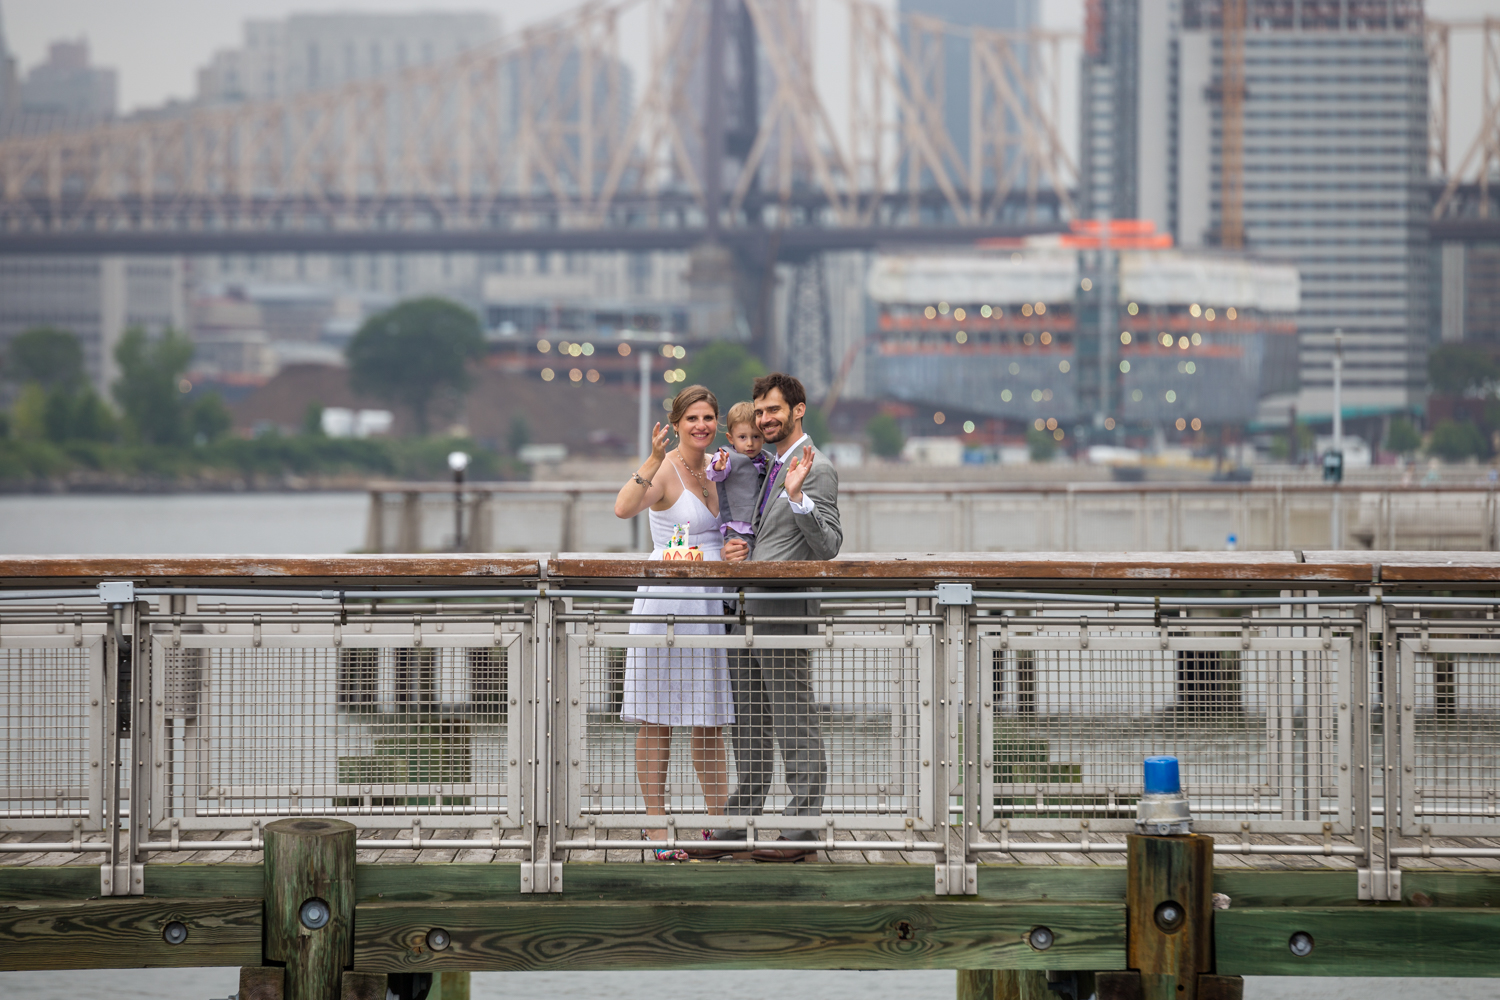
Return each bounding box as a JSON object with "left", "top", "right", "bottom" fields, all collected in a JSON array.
[{"left": 0, "top": 553, "right": 1498, "bottom": 998}]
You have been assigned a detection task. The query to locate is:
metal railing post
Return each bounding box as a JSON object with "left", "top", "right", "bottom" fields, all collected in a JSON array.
[
  {"left": 933, "top": 589, "right": 975, "bottom": 894},
  {"left": 1351, "top": 600, "right": 1374, "bottom": 882},
  {"left": 521, "top": 594, "right": 563, "bottom": 893},
  {"left": 101, "top": 599, "right": 143, "bottom": 896},
  {"left": 364, "top": 490, "right": 386, "bottom": 553}
]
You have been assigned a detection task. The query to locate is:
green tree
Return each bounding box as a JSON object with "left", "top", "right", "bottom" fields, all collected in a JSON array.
[
  {"left": 1429, "top": 345, "right": 1499, "bottom": 397},
  {"left": 112, "top": 326, "right": 195, "bottom": 446},
  {"left": 507, "top": 415, "right": 530, "bottom": 455},
  {"left": 802, "top": 406, "right": 830, "bottom": 446},
  {"left": 302, "top": 402, "right": 325, "bottom": 437},
  {"left": 43, "top": 385, "right": 115, "bottom": 443},
  {"left": 1027, "top": 427, "right": 1058, "bottom": 462},
  {"left": 1427, "top": 419, "right": 1487, "bottom": 461},
  {"left": 1385, "top": 415, "right": 1421, "bottom": 456},
  {"left": 6, "top": 327, "right": 84, "bottom": 388},
  {"left": 347, "top": 297, "right": 485, "bottom": 435},
  {"left": 10, "top": 383, "right": 48, "bottom": 441},
  {"left": 680, "top": 341, "right": 768, "bottom": 412},
  {"left": 191, "top": 394, "right": 234, "bottom": 444},
  {"left": 866, "top": 412, "right": 905, "bottom": 459}
]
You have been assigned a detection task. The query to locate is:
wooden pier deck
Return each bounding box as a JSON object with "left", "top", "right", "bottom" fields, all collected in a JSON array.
[{"left": 3, "top": 553, "right": 1499, "bottom": 998}]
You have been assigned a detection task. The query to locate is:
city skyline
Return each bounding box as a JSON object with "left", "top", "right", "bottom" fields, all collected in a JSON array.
[{"left": 6, "top": 0, "right": 1500, "bottom": 183}]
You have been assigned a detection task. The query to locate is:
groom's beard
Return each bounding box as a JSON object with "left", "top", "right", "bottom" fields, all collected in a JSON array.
[{"left": 759, "top": 419, "right": 799, "bottom": 447}]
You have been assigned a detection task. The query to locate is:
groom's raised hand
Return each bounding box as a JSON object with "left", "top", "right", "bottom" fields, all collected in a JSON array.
[{"left": 784, "top": 445, "right": 815, "bottom": 504}]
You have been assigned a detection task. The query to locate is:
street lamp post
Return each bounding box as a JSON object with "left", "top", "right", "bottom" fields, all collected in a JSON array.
[{"left": 447, "top": 450, "right": 469, "bottom": 551}]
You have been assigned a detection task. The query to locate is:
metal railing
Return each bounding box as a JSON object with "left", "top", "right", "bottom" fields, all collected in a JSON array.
[
  {"left": 366, "top": 482, "right": 1500, "bottom": 553},
  {"left": 2, "top": 557, "right": 1497, "bottom": 898}
]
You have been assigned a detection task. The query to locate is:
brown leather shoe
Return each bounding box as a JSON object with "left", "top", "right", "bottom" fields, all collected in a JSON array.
[
  {"left": 682, "top": 834, "right": 752, "bottom": 860},
  {"left": 681, "top": 843, "right": 752, "bottom": 860},
  {"left": 751, "top": 838, "right": 816, "bottom": 863}
]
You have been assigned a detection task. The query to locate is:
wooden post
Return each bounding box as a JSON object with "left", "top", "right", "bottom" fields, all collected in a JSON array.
[
  {"left": 240, "top": 966, "right": 286, "bottom": 1000},
  {"left": 956, "top": 970, "right": 1052, "bottom": 1000},
  {"left": 434, "top": 971, "right": 472, "bottom": 999},
  {"left": 1126, "top": 833, "right": 1213, "bottom": 1000},
  {"left": 265, "top": 818, "right": 356, "bottom": 1000}
]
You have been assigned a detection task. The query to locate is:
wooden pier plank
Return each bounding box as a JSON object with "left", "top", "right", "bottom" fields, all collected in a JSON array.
[
  {"left": 1216, "top": 907, "right": 1500, "bottom": 978},
  {"left": 0, "top": 896, "right": 262, "bottom": 970},
  {"left": 351, "top": 898, "right": 1126, "bottom": 973}
]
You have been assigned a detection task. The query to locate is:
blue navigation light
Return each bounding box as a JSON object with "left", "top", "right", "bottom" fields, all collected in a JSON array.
[{"left": 1143, "top": 756, "right": 1181, "bottom": 795}]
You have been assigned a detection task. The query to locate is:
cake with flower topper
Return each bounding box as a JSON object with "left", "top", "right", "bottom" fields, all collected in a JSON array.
[{"left": 661, "top": 522, "right": 704, "bottom": 560}]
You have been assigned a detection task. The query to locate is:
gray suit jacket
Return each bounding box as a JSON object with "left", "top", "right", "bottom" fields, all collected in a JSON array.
[
  {"left": 749, "top": 441, "right": 842, "bottom": 562},
  {"left": 744, "top": 441, "right": 842, "bottom": 629}
]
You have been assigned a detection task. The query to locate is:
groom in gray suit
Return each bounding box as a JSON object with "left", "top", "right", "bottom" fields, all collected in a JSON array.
[{"left": 688, "top": 373, "right": 842, "bottom": 862}]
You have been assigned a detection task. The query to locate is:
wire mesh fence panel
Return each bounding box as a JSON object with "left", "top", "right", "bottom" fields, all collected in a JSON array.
[
  {"left": 976, "top": 618, "right": 1352, "bottom": 837},
  {"left": 1398, "top": 637, "right": 1500, "bottom": 836},
  {"left": 0, "top": 623, "right": 109, "bottom": 833},
  {"left": 564, "top": 630, "right": 934, "bottom": 833},
  {"left": 149, "top": 621, "right": 524, "bottom": 838}
]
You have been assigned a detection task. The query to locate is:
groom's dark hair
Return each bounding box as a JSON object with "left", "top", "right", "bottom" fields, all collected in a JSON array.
[{"left": 751, "top": 372, "right": 806, "bottom": 410}]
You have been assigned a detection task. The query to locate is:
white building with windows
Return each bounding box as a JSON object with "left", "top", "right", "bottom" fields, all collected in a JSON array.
[{"left": 1082, "top": 0, "right": 1429, "bottom": 421}]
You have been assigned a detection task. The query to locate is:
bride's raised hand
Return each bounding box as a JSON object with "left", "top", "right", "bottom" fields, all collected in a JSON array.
[{"left": 649, "top": 422, "right": 670, "bottom": 462}]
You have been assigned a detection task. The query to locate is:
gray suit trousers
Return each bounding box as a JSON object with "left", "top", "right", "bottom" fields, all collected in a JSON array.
[{"left": 724, "top": 622, "right": 826, "bottom": 841}]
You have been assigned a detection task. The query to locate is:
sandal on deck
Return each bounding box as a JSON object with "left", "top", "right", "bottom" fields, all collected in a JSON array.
[{"left": 645, "top": 830, "right": 688, "bottom": 862}]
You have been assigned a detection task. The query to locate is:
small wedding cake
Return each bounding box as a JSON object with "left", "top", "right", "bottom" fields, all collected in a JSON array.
[{"left": 661, "top": 522, "right": 703, "bottom": 561}]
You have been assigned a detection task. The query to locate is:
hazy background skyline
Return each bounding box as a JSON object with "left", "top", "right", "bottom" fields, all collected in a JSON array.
[{"left": 6, "top": 0, "right": 1498, "bottom": 175}]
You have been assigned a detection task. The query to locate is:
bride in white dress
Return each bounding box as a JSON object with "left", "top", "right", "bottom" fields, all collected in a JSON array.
[{"left": 613, "top": 385, "right": 734, "bottom": 859}]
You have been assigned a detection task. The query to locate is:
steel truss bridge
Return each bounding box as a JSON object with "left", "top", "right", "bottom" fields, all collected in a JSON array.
[
  {"left": 0, "top": 6, "right": 1494, "bottom": 249},
  {"left": 0, "top": 0, "right": 1076, "bottom": 257}
]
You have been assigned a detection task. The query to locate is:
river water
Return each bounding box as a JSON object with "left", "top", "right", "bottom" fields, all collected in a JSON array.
[
  {"left": 0, "top": 493, "right": 1490, "bottom": 999},
  {"left": 0, "top": 968, "right": 1493, "bottom": 1000}
]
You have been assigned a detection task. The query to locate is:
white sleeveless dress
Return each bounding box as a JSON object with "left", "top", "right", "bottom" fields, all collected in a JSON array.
[{"left": 621, "top": 464, "right": 734, "bottom": 727}]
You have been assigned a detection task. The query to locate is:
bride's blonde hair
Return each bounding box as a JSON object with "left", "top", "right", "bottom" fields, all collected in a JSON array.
[{"left": 669, "top": 384, "right": 719, "bottom": 426}]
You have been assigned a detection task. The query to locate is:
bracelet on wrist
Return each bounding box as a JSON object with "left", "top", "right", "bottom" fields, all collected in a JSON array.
[{"left": 631, "top": 472, "right": 653, "bottom": 488}]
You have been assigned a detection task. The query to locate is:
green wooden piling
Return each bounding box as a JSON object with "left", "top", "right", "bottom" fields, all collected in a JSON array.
[
  {"left": 1125, "top": 833, "right": 1213, "bottom": 1000},
  {"left": 264, "top": 818, "right": 356, "bottom": 1000}
]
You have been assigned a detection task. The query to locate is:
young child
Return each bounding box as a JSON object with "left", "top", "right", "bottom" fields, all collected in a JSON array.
[{"left": 706, "top": 400, "right": 768, "bottom": 544}]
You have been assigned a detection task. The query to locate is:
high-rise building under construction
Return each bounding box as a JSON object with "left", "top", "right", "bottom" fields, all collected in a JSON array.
[{"left": 1083, "top": 0, "right": 1429, "bottom": 424}]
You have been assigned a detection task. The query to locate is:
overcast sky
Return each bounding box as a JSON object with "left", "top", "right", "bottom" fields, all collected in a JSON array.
[{"left": 3, "top": 0, "right": 1497, "bottom": 176}]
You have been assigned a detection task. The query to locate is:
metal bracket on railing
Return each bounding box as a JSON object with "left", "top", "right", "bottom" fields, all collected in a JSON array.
[
  {"left": 1322, "top": 618, "right": 1332, "bottom": 650},
  {"left": 665, "top": 615, "right": 675, "bottom": 647},
  {"left": 825, "top": 615, "right": 835, "bottom": 647},
  {"left": 1420, "top": 618, "right": 1430, "bottom": 652},
  {"left": 1241, "top": 624, "right": 1251, "bottom": 650},
  {"left": 252, "top": 615, "right": 262, "bottom": 647},
  {"left": 97, "top": 581, "right": 135, "bottom": 605},
  {"left": 1079, "top": 616, "right": 1089, "bottom": 649},
  {"left": 413, "top": 614, "right": 423, "bottom": 647},
  {"left": 744, "top": 622, "right": 754, "bottom": 647},
  {"left": 1358, "top": 867, "right": 1402, "bottom": 901},
  {"left": 934, "top": 859, "right": 977, "bottom": 895},
  {"left": 586, "top": 613, "right": 596, "bottom": 647},
  {"left": 100, "top": 863, "right": 143, "bottom": 896},
  {"left": 520, "top": 860, "right": 562, "bottom": 893},
  {"left": 935, "top": 583, "right": 973, "bottom": 605}
]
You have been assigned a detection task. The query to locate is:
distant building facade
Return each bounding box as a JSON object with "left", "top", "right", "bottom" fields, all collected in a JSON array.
[
  {"left": 864, "top": 246, "right": 1298, "bottom": 429},
  {"left": 1081, "top": 0, "right": 1428, "bottom": 421},
  {"left": 0, "top": 17, "right": 178, "bottom": 399},
  {"left": 21, "top": 39, "right": 115, "bottom": 118}
]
